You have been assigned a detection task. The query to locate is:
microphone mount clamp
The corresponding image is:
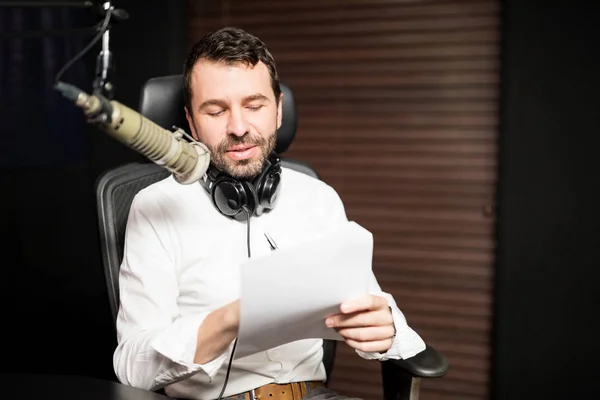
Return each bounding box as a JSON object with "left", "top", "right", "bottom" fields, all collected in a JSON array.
[{"left": 91, "top": 1, "right": 129, "bottom": 100}]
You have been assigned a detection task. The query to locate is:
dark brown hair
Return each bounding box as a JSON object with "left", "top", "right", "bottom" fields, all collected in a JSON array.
[{"left": 183, "top": 27, "right": 281, "bottom": 112}]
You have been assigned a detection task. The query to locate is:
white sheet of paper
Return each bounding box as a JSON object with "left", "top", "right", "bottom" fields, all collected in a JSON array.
[{"left": 236, "top": 220, "right": 374, "bottom": 359}]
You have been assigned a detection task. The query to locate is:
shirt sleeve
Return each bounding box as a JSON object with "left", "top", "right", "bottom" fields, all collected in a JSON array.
[
  {"left": 321, "top": 184, "right": 426, "bottom": 361},
  {"left": 113, "top": 192, "right": 233, "bottom": 390}
]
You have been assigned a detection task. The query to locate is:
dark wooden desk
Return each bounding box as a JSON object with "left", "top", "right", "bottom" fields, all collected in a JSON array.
[{"left": 0, "top": 374, "right": 170, "bottom": 399}]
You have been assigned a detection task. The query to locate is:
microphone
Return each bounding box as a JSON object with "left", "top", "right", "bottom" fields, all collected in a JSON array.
[{"left": 55, "top": 81, "right": 211, "bottom": 185}]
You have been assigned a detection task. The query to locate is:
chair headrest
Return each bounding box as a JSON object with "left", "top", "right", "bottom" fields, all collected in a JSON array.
[{"left": 138, "top": 75, "right": 297, "bottom": 154}]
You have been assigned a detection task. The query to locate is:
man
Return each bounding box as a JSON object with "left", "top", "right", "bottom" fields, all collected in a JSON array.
[{"left": 113, "top": 27, "right": 426, "bottom": 400}]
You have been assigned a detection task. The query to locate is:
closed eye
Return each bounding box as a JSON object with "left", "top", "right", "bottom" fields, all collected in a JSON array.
[{"left": 247, "top": 105, "right": 263, "bottom": 111}]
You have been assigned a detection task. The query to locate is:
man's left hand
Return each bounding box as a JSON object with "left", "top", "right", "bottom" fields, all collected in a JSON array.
[{"left": 325, "top": 294, "right": 395, "bottom": 353}]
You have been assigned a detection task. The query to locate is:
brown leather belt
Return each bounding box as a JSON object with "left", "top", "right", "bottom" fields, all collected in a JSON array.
[{"left": 227, "top": 381, "right": 326, "bottom": 400}]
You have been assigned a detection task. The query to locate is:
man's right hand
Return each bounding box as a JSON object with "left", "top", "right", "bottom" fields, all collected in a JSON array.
[{"left": 193, "top": 299, "right": 240, "bottom": 364}]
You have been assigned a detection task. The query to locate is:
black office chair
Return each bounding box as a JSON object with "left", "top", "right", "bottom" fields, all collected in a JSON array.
[{"left": 95, "top": 75, "right": 449, "bottom": 400}]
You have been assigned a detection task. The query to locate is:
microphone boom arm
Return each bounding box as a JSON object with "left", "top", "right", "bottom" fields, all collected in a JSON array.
[{"left": 91, "top": 1, "right": 129, "bottom": 99}]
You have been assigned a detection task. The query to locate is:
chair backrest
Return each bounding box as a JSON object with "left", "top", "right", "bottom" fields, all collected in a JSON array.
[
  {"left": 96, "top": 162, "right": 169, "bottom": 323},
  {"left": 95, "top": 76, "right": 336, "bottom": 381}
]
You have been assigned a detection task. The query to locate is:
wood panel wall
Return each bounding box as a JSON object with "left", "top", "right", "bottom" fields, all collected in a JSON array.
[{"left": 188, "top": 1, "right": 500, "bottom": 399}]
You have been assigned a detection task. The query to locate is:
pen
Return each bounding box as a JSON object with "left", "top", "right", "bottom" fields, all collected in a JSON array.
[{"left": 264, "top": 232, "right": 278, "bottom": 251}]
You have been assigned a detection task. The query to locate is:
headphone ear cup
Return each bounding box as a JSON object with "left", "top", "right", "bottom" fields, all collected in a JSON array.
[
  {"left": 212, "top": 179, "right": 254, "bottom": 217},
  {"left": 256, "top": 168, "right": 281, "bottom": 211}
]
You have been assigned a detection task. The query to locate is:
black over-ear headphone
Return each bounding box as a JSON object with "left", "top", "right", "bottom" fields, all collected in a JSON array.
[{"left": 200, "top": 152, "right": 282, "bottom": 218}]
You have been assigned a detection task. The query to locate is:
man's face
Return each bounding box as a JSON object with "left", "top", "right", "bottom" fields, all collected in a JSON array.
[{"left": 185, "top": 59, "right": 282, "bottom": 179}]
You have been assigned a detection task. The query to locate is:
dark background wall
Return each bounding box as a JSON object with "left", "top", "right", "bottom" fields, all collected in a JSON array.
[
  {"left": 0, "top": 0, "right": 187, "bottom": 381},
  {"left": 493, "top": 1, "right": 600, "bottom": 399}
]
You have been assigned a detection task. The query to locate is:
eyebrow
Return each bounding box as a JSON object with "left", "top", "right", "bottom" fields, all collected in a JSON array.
[
  {"left": 197, "top": 93, "right": 270, "bottom": 112},
  {"left": 243, "top": 93, "right": 270, "bottom": 104},
  {"left": 197, "top": 99, "right": 227, "bottom": 113}
]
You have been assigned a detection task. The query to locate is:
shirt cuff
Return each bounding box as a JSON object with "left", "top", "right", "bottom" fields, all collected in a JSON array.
[
  {"left": 355, "top": 306, "right": 426, "bottom": 361},
  {"left": 151, "top": 314, "right": 235, "bottom": 381}
]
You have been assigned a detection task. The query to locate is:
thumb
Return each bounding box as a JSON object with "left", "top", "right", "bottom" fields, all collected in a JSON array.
[{"left": 341, "top": 294, "right": 388, "bottom": 314}]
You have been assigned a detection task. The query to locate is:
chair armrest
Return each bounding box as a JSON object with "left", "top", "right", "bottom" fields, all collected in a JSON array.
[
  {"left": 382, "top": 344, "right": 449, "bottom": 378},
  {"left": 380, "top": 345, "right": 448, "bottom": 400}
]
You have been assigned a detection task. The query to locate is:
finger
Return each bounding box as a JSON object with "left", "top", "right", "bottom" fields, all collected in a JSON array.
[
  {"left": 336, "top": 325, "right": 396, "bottom": 343},
  {"left": 345, "top": 338, "right": 394, "bottom": 353},
  {"left": 326, "top": 309, "right": 393, "bottom": 328},
  {"left": 341, "top": 294, "right": 388, "bottom": 314}
]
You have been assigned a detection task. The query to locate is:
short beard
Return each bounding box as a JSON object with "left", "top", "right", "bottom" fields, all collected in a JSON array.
[{"left": 208, "top": 131, "right": 277, "bottom": 180}]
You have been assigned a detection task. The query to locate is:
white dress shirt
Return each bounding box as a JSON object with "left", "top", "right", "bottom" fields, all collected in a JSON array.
[{"left": 113, "top": 167, "right": 426, "bottom": 400}]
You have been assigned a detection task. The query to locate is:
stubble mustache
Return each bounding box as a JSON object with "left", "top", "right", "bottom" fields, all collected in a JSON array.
[{"left": 215, "top": 133, "right": 266, "bottom": 155}]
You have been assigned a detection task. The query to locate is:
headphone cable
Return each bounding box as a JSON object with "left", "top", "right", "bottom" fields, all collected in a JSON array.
[
  {"left": 215, "top": 206, "right": 251, "bottom": 400},
  {"left": 215, "top": 338, "right": 238, "bottom": 400}
]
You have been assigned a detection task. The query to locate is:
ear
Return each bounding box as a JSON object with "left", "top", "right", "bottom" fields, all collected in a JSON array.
[
  {"left": 184, "top": 107, "right": 199, "bottom": 141},
  {"left": 276, "top": 92, "right": 284, "bottom": 130}
]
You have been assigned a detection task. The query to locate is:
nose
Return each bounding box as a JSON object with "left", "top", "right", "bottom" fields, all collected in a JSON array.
[{"left": 226, "top": 107, "right": 249, "bottom": 137}]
